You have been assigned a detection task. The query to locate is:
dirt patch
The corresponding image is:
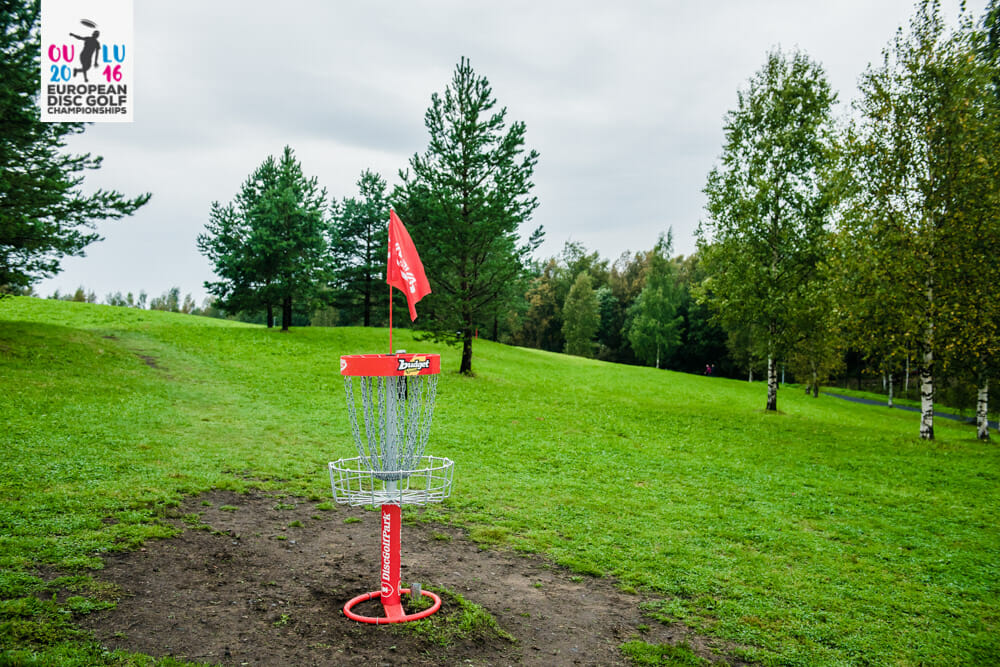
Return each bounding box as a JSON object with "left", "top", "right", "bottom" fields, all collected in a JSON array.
[
  {"left": 136, "top": 354, "right": 163, "bottom": 370},
  {"left": 76, "top": 490, "right": 747, "bottom": 666}
]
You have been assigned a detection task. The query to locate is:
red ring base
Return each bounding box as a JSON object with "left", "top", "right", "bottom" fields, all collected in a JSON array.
[{"left": 343, "top": 588, "right": 443, "bottom": 624}]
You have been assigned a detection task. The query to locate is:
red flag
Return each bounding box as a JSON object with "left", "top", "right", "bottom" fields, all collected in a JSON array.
[{"left": 386, "top": 210, "right": 431, "bottom": 320}]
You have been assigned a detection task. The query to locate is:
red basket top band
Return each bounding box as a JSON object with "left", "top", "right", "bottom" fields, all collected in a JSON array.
[{"left": 340, "top": 353, "right": 441, "bottom": 377}]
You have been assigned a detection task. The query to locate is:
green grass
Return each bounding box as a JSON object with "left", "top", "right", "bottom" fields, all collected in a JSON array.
[
  {"left": 2, "top": 296, "right": 999, "bottom": 665},
  {"left": 621, "top": 640, "right": 713, "bottom": 666},
  {"left": 393, "top": 586, "right": 515, "bottom": 646}
]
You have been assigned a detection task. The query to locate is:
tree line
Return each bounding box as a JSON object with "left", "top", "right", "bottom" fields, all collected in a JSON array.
[
  {"left": 696, "top": 0, "right": 1000, "bottom": 440},
  {"left": 197, "top": 57, "right": 541, "bottom": 377}
]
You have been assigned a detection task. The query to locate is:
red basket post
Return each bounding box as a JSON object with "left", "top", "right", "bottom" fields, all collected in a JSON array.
[{"left": 334, "top": 352, "right": 450, "bottom": 625}]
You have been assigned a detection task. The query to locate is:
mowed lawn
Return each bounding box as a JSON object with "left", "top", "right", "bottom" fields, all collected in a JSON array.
[{"left": 1, "top": 296, "right": 998, "bottom": 665}]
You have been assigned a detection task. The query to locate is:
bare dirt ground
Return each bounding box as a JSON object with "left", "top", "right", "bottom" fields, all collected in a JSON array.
[{"left": 74, "top": 489, "right": 747, "bottom": 666}]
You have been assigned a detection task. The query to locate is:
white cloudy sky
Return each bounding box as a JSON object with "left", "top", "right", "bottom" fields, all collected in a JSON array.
[{"left": 36, "top": 0, "right": 985, "bottom": 304}]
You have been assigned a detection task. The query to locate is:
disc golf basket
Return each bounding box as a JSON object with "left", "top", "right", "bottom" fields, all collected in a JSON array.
[{"left": 329, "top": 352, "right": 454, "bottom": 624}]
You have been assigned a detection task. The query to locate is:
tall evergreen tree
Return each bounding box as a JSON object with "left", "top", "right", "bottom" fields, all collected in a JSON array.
[
  {"left": 594, "top": 285, "right": 622, "bottom": 360},
  {"left": 261, "top": 147, "right": 330, "bottom": 330},
  {"left": 198, "top": 146, "right": 329, "bottom": 330},
  {"left": 0, "top": 1, "right": 149, "bottom": 290},
  {"left": 329, "top": 170, "right": 389, "bottom": 326},
  {"left": 699, "top": 48, "right": 837, "bottom": 411},
  {"left": 395, "top": 57, "right": 542, "bottom": 374},
  {"left": 199, "top": 156, "right": 279, "bottom": 324}
]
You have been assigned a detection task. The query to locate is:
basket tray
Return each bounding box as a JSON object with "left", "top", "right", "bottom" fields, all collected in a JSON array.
[{"left": 329, "top": 455, "right": 454, "bottom": 507}]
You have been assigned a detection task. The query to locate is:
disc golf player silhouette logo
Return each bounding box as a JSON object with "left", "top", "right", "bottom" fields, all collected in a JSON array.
[{"left": 41, "top": 0, "right": 133, "bottom": 122}]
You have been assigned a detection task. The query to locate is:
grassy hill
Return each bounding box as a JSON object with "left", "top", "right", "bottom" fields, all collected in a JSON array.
[{"left": 2, "top": 296, "right": 998, "bottom": 665}]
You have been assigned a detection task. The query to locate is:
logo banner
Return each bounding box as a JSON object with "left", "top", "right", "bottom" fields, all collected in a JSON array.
[{"left": 40, "top": 0, "right": 133, "bottom": 122}]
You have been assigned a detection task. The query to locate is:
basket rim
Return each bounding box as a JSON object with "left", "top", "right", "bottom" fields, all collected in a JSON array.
[{"left": 329, "top": 454, "right": 453, "bottom": 475}]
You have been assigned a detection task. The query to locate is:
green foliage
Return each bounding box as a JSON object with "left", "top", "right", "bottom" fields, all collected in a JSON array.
[
  {"left": 627, "top": 232, "right": 683, "bottom": 369},
  {"left": 2, "top": 297, "right": 999, "bottom": 665},
  {"left": 198, "top": 146, "right": 329, "bottom": 330},
  {"left": 835, "top": 0, "right": 999, "bottom": 439},
  {"left": 328, "top": 170, "right": 390, "bottom": 327},
  {"left": 668, "top": 253, "right": 733, "bottom": 376},
  {"left": 395, "top": 57, "right": 542, "bottom": 374},
  {"left": 700, "top": 48, "right": 837, "bottom": 409},
  {"left": 562, "top": 272, "right": 599, "bottom": 357},
  {"left": 516, "top": 259, "right": 562, "bottom": 351},
  {"left": 514, "top": 242, "right": 637, "bottom": 363},
  {"left": 0, "top": 2, "right": 150, "bottom": 290},
  {"left": 786, "top": 263, "right": 845, "bottom": 397}
]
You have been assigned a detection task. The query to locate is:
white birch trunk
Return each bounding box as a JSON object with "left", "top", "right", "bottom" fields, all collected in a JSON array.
[
  {"left": 888, "top": 373, "right": 894, "bottom": 408},
  {"left": 749, "top": 369, "right": 753, "bottom": 382},
  {"left": 766, "top": 356, "right": 778, "bottom": 411},
  {"left": 920, "top": 346, "right": 934, "bottom": 440},
  {"left": 977, "top": 378, "right": 989, "bottom": 441},
  {"left": 905, "top": 355, "right": 910, "bottom": 395},
  {"left": 920, "top": 275, "right": 934, "bottom": 440}
]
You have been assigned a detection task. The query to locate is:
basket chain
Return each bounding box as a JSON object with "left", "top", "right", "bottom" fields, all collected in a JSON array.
[{"left": 344, "top": 374, "right": 439, "bottom": 481}]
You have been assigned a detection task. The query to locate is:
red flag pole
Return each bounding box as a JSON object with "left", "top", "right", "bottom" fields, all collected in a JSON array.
[{"left": 388, "top": 209, "right": 393, "bottom": 354}]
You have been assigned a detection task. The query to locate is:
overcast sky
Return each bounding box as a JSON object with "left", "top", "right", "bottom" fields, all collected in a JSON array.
[{"left": 36, "top": 0, "right": 985, "bottom": 304}]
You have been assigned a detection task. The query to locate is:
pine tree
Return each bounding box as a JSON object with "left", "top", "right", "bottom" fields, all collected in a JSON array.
[
  {"left": 329, "top": 170, "right": 389, "bottom": 327},
  {"left": 198, "top": 147, "right": 329, "bottom": 330},
  {"left": 199, "top": 158, "right": 278, "bottom": 324},
  {"left": 395, "top": 57, "right": 542, "bottom": 374}
]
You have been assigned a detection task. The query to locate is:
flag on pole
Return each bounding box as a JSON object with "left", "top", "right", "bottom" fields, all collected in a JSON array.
[{"left": 387, "top": 210, "right": 431, "bottom": 320}]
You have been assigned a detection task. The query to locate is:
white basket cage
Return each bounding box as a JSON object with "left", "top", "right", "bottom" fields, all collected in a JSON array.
[{"left": 329, "top": 455, "right": 454, "bottom": 507}]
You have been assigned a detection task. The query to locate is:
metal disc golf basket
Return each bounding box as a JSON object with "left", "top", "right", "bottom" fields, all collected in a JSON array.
[{"left": 330, "top": 352, "right": 454, "bottom": 624}]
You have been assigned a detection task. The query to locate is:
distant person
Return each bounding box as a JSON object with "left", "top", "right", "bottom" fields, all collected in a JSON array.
[
  {"left": 705, "top": 364, "right": 712, "bottom": 376},
  {"left": 70, "top": 30, "right": 100, "bottom": 82}
]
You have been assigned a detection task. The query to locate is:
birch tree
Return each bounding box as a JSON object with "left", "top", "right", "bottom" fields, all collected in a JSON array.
[
  {"left": 935, "top": 4, "right": 1000, "bottom": 440},
  {"left": 699, "top": 48, "right": 837, "bottom": 411},
  {"left": 838, "top": 0, "right": 997, "bottom": 439},
  {"left": 965, "top": 0, "right": 1000, "bottom": 440}
]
